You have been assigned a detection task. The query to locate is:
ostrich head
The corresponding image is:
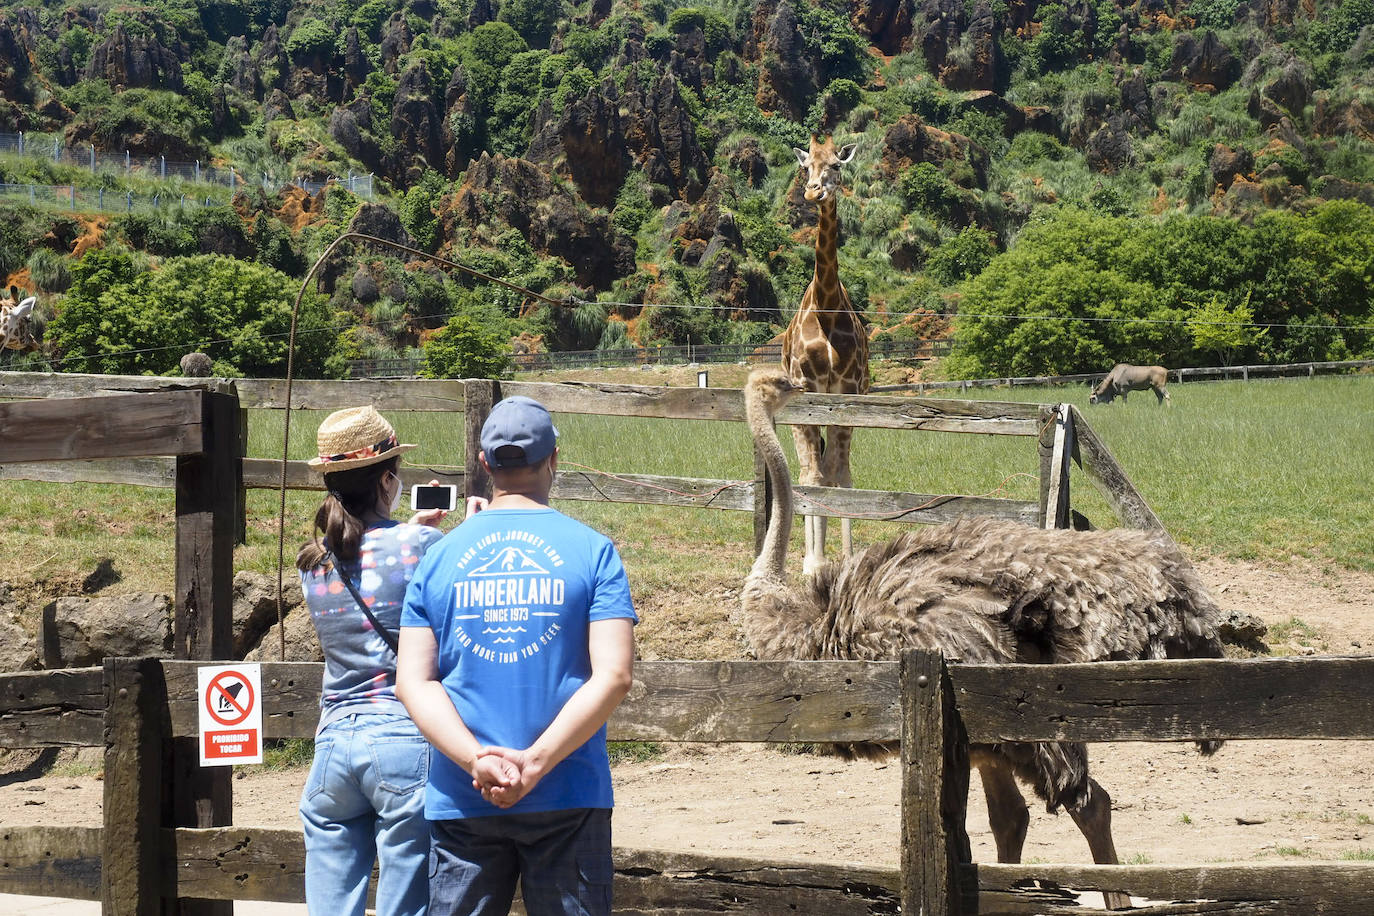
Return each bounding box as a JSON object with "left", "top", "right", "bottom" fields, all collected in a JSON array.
[
  {"left": 744, "top": 367, "right": 802, "bottom": 424},
  {"left": 793, "top": 136, "right": 858, "bottom": 204}
]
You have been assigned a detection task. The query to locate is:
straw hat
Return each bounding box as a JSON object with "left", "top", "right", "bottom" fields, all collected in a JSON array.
[{"left": 308, "top": 406, "right": 417, "bottom": 472}]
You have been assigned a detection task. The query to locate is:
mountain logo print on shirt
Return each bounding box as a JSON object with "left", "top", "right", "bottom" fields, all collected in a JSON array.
[{"left": 450, "top": 529, "right": 568, "bottom": 664}]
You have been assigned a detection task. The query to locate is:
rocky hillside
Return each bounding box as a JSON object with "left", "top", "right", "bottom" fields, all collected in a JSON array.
[{"left": 1, "top": 0, "right": 1371, "bottom": 375}]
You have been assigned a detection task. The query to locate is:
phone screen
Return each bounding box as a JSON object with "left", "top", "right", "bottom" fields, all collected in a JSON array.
[{"left": 411, "top": 484, "right": 457, "bottom": 511}]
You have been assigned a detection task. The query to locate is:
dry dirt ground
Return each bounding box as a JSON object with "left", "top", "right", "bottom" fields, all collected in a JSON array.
[{"left": 3, "top": 557, "right": 1373, "bottom": 880}]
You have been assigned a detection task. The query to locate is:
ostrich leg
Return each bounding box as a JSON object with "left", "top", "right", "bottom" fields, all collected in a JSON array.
[
  {"left": 978, "top": 763, "right": 1030, "bottom": 862},
  {"left": 1068, "top": 778, "right": 1132, "bottom": 910}
]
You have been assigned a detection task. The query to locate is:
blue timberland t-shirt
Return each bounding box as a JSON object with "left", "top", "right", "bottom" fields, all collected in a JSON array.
[
  {"left": 301, "top": 521, "right": 443, "bottom": 731},
  {"left": 401, "top": 507, "right": 638, "bottom": 819}
]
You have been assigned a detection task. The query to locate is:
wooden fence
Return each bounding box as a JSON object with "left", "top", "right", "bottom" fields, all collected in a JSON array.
[
  {"left": 0, "top": 371, "right": 1163, "bottom": 542},
  {"left": 3, "top": 653, "right": 1373, "bottom": 913},
  {"left": 0, "top": 371, "right": 1211, "bottom": 912}
]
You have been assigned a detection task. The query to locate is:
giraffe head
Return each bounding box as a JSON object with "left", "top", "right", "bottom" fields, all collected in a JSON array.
[
  {"left": 1, "top": 285, "right": 41, "bottom": 354},
  {"left": 793, "top": 136, "right": 858, "bottom": 203}
]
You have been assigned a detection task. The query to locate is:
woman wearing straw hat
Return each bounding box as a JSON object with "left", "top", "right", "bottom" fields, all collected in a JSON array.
[{"left": 296, "top": 405, "right": 450, "bottom": 916}]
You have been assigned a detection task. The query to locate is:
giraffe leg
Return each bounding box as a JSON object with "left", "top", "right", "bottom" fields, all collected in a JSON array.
[
  {"left": 1068, "top": 778, "right": 1131, "bottom": 910},
  {"left": 978, "top": 762, "right": 1030, "bottom": 863},
  {"left": 824, "top": 425, "right": 856, "bottom": 557},
  {"left": 790, "top": 425, "right": 826, "bottom": 576}
]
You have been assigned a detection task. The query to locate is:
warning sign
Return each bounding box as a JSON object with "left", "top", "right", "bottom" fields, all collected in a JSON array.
[{"left": 197, "top": 664, "right": 263, "bottom": 766}]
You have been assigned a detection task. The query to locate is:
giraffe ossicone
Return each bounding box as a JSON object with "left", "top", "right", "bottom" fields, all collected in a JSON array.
[{"left": 780, "top": 136, "right": 870, "bottom": 577}]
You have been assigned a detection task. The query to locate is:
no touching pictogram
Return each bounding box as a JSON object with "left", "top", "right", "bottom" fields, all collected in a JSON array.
[{"left": 204, "top": 669, "right": 255, "bottom": 727}]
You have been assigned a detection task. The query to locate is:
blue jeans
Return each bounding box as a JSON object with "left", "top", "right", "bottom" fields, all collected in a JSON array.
[
  {"left": 429, "top": 808, "right": 613, "bottom": 915},
  {"left": 299, "top": 713, "right": 430, "bottom": 916}
]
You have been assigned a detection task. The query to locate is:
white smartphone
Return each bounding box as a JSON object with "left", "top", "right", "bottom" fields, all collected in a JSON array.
[{"left": 411, "top": 484, "right": 458, "bottom": 512}]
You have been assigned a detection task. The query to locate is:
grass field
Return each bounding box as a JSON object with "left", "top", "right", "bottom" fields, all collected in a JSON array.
[{"left": 2, "top": 372, "right": 1370, "bottom": 652}]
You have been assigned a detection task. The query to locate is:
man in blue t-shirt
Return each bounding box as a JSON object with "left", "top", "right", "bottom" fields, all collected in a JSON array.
[{"left": 397, "top": 395, "right": 637, "bottom": 916}]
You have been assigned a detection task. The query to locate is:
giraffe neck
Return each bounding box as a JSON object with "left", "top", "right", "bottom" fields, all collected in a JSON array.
[{"left": 811, "top": 195, "right": 840, "bottom": 302}]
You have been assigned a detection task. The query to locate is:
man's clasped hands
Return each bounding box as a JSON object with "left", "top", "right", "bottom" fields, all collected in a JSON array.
[{"left": 471, "top": 746, "right": 544, "bottom": 809}]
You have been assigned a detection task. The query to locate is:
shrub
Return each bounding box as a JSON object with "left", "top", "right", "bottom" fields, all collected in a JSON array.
[
  {"left": 420, "top": 314, "right": 512, "bottom": 378},
  {"left": 497, "top": 0, "right": 561, "bottom": 47},
  {"left": 398, "top": 171, "right": 448, "bottom": 253},
  {"left": 925, "top": 227, "right": 998, "bottom": 285},
  {"left": 900, "top": 162, "right": 963, "bottom": 220},
  {"left": 284, "top": 19, "right": 336, "bottom": 60},
  {"left": 48, "top": 252, "right": 346, "bottom": 377},
  {"left": 26, "top": 248, "right": 72, "bottom": 293}
]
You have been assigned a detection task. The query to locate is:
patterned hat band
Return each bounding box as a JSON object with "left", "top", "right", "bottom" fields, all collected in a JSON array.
[{"left": 319, "top": 433, "right": 398, "bottom": 465}]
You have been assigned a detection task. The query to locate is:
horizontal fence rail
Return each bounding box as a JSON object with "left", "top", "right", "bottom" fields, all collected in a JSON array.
[
  {"left": 7, "top": 656, "right": 1374, "bottom": 749},
  {"left": 873, "top": 357, "right": 1374, "bottom": 393},
  {"left": 4, "top": 656, "right": 1374, "bottom": 914}
]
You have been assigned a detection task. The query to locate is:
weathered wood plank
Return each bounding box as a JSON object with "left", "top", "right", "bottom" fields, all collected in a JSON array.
[
  {"left": 902, "top": 649, "right": 972, "bottom": 916},
  {"left": 972, "top": 862, "right": 1374, "bottom": 915},
  {"left": 0, "top": 825, "right": 102, "bottom": 900},
  {"left": 951, "top": 656, "right": 1374, "bottom": 743},
  {"left": 161, "top": 660, "right": 902, "bottom": 742},
  {"left": 608, "top": 847, "right": 901, "bottom": 915},
  {"left": 0, "top": 667, "right": 105, "bottom": 748},
  {"left": 503, "top": 380, "right": 1043, "bottom": 432},
  {"left": 169, "top": 827, "right": 902, "bottom": 914},
  {"left": 0, "top": 456, "right": 178, "bottom": 487},
  {"left": 233, "top": 377, "right": 466, "bottom": 411},
  {"left": 4, "top": 456, "right": 1038, "bottom": 524},
  {"left": 0, "top": 372, "right": 230, "bottom": 400},
  {"left": 162, "top": 661, "right": 323, "bottom": 739},
  {"left": 1070, "top": 406, "right": 1164, "bottom": 531},
  {"left": 168, "top": 827, "right": 309, "bottom": 903},
  {"left": 0, "top": 390, "right": 206, "bottom": 461},
  {"left": 612, "top": 661, "right": 901, "bottom": 743}
]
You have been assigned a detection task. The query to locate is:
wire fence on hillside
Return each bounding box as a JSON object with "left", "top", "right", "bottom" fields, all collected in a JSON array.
[
  {"left": 0, "top": 131, "right": 373, "bottom": 203},
  {"left": 347, "top": 338, "right": 954, "bottom": 377}
]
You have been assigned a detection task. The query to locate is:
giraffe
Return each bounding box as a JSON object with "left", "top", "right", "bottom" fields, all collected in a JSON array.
[
  {"left": 781, "top": 136, "right": 870, "bottom": 576},
  {"left": 0, "top": 285, "right": 40, "bottom": 359}
]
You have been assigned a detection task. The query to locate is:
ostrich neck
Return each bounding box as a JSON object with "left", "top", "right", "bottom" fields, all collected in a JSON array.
[{"left": 748, "top": 398, "right": 794, "bottom": 584}]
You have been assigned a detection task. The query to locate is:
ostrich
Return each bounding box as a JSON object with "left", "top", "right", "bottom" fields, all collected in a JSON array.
[
  {"left": 739, "top": 368, "right": 1225, "bottom": 909},
  {"left": 179, "top": 351, "right": 213, "bottom": 377}
]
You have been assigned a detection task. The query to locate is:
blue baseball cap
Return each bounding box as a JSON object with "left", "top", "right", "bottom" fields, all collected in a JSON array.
[{"left": 480, "top": 396, "right": 559, "bottom": 469}]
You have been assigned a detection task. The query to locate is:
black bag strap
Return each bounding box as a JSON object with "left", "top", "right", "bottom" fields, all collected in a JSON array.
[{"left": 330, "top": 555, "right": 400, "bottom": 655}]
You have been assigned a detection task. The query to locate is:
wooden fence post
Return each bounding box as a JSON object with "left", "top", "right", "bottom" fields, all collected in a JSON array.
[
  {"left": 464, "top": 379, "right": 500, "bottom": 502},
  {"left": 1038, "top": 404, "right": 1073, "bottom": 529},
  {"left": 901, "top": 649, "right": 972, "bottom": 916},
  {"left": 102, "top": 657, "right": 170, "bottom": 915},
  {"left": 1068, "top": 406, "right": 1166, "bottom": 532},
  {"left": 172, "top": 386, "right": 240, "bottom": 916}
]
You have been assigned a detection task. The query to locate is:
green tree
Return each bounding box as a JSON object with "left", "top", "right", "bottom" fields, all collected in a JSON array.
[
  {"left": 1189, "top": 294, "right": 1265, "bottom": 366},
  {"left": 398, "top": 170, "right": 449, "bottom": 253},
  {"left": 497, "top": 0, "right": 561, "bottom": 48},
  {"left": 420, "top": 314, "right": 512, "bottom": 378},
  {"left": 925, "top": 227, "right": 997, "bottom": 285},
  {"left": 48, "top": 253, "right": 346, "bottom": 377}
]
